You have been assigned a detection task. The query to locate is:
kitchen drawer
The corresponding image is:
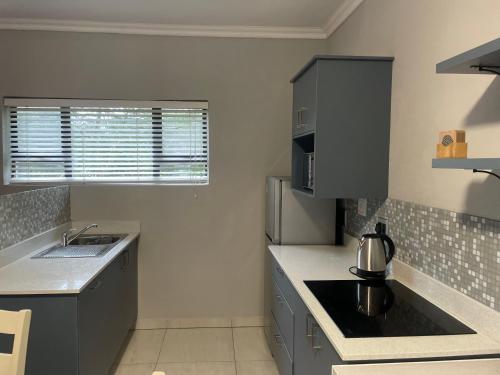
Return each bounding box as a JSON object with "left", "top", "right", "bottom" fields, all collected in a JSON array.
[
  {"left": 271, "top": 256, "right": 297, "bottom": 310},
  {"left": 271, "top": 314, "right": 293, "bottom": 375},
  {"left": 271, "top": 278, "right": 294, "bottom": 356}
]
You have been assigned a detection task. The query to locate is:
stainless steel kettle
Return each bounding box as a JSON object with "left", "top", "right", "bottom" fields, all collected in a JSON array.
[{"left": 353, "top": 233, "right": 395, "bottom": 280}]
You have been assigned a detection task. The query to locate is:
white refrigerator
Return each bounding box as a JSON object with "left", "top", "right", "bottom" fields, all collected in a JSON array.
[{"left": 265, "top": 176, "right": 335, "bottom": 245}]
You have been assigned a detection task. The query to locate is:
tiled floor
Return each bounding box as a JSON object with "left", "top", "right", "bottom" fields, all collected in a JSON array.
[{"left": 112, "top": 327, "right": 279, "bottom": 375}]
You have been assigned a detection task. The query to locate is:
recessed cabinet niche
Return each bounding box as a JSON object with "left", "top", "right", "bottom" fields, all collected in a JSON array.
[{"left": 291, "top": 55, "right": 393, "bottom": 199}]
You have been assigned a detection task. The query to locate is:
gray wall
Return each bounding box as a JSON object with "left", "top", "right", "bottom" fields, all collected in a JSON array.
[
  {"left": 327, "top": 0, "right": 500, "bottom": 312},
  {"left": 0, "top": 30, "right": 325, "bottom": 320},
  {"left": 327, "top": 0, "right": 500, "bottom": 221}
]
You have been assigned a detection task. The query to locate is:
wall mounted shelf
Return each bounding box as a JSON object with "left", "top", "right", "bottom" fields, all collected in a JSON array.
[
  {"left": 436, "top": 37, "right": 500, "bottom": 75},
  {"left": 432, "top": 158, "right": 500, "bottom": 170},
  {"left": 432, "top": 158, "right": 500, "bottom": 180},
  {"left": 435, "top": 38, "right": 500, "bottom": 180}
]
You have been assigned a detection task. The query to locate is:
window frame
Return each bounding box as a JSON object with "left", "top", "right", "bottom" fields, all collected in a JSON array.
[{"left": 2, "top": 98, "right": 210, "bottom": 186}]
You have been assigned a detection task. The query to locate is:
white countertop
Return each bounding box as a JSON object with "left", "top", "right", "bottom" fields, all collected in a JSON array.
[
  {"left": 0, "top": 221, "right": 140, "bottom": 294},
  {"left": 333, "top": 359, "right": 500, "bottom": 375},
  {"left": 269, "top": 236, "right": 500, "bottom": 362}
]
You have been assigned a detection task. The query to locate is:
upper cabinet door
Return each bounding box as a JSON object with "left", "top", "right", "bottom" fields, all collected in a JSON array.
[{"left": 292, "top": 62, "right": 318, "bottom": 137}]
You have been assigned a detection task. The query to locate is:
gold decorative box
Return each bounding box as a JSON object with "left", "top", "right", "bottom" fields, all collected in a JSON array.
[{"left": 436, "top": 130, "right": 467, "bottom": 159}]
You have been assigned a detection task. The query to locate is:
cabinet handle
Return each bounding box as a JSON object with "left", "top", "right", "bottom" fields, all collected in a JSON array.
[
  {"left": 122, "top": 250, "right": 130, "bottom": 270},
  {"left": 275, "top": 266, "right": 284, "bottom": 277},
  {"left": 311, "top": 322, "right": 322, "bottom": 350},
  {"left": 274, "top": 334, "right": 283, "bottom": 346},
  {"left": 306, "top": 313, "right": 314, "bottom": 338},
  {"left": 297, "top": 107, "right": 308, "bottom": 129},
  {"left": 90, "top": 280, "right": 102, "bottom": 290}
]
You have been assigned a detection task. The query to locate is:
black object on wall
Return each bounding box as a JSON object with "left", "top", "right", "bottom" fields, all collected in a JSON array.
[{"left": 335, "top": 198, "right": 345, "bottom": 245}]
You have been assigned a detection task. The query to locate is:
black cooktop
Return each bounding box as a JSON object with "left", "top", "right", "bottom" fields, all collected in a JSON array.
[{"left": 305, "top": 279, "right": 476, "bottom": 338}]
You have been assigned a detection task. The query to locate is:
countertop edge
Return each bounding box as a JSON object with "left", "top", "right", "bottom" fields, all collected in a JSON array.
[
  {"left": 0, "top": 221, "right": 141, "bottom": 295},
  {"left": 68, "top": 232, "right": 140, "bottom": 294}
]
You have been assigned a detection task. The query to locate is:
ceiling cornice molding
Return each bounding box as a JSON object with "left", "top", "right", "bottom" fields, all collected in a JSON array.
[
  {"left": 323, "top": 0, "right": 365, "bottom": 37},
  {"left": 0, "top": 1, "right": 363, "bottom": 40},
  {"left": 0, "top": 18, "right": 326, "bottom": 39}
]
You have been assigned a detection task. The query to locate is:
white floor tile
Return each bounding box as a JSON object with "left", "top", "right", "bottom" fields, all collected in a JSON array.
[
  {"left": 158, "top": 328, "right": 234, "bottom": 363},
  {"left": 167, "top": 318, "right": 232, "bottom": 329},
  {"left": 112, "top": 363, "right": 156, "bottom": 375},
  {"left": 231, "top": 316, "right": 264, "bottom": 327},
  {"left": 156, "top": 362, "right": 236, "bottom": 375},
  {"left": 236, "top": 361, "right": 279, "bottom": 375},
  {"left": 233, "top": 327, "right": 273, "bottom": 361},
  {"left": 119, "top": 329, "right": 166, "bottom": 365}
]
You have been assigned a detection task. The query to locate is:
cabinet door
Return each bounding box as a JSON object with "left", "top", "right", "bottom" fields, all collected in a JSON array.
[
  {"left": 122, "top": 240, "right": 138, "bottom": 329},
  {"left": 293, "top": 297, "right": 317, "bottom": 375},
  {"left": 310, "top": 320, "right": 343, "bottom": 374},
  {"left": 292, "top": 63, "right": 317, "bottom": 137},
  {"left": 0, "top": 296, "right": 78, "bottom": 375},
  {"left": 78, "top": 250, "right": 130, "bottom": 375},
  {"left": 294, "top": 295, "right": 343, "bottom": 375}
]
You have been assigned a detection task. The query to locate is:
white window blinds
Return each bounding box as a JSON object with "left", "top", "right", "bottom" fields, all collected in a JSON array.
[{"left": 4, "top": 99, "right": 209, "bottom": 184}]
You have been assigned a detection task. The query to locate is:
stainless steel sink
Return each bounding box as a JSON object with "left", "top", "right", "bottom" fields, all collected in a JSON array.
[
  {"left": 32, "top": 234, "right": 126, "bottom": 259},
  {"left": 68, "top": 234, "right": 124, "bottom": 246}
]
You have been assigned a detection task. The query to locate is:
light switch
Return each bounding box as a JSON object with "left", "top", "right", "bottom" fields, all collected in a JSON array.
[{"left": 357, "top": 198, "right": 367, "bottom": 217}]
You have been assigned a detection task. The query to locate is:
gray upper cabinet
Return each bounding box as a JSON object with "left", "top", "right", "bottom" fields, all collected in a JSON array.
[{"left": 291, "top": 55, "right": 393, "bottom": 199}]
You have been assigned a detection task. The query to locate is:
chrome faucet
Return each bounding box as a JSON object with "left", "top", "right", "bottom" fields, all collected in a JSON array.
[{"left": 62, "top": 224, "right": 98, "bottom": 247}]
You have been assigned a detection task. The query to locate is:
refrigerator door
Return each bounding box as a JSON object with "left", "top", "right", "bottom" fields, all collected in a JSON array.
[
  {"left": 265, "top": 176, "right": 282, "bottom": 244},
  {"left": 280, "top": 179, "right": 335, "bottom": 244}
]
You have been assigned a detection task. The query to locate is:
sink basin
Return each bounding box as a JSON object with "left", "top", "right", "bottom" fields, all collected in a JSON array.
[
  {"left": 32, "top": 234, "right": 126, "bottom": 259},
  {"left": 69, "top": 234, "right": 124, "bottom": 246}
]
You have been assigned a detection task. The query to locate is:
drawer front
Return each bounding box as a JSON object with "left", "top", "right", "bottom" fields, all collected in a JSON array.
[
  {"left": 271, "top": 315, "right": 293, "bottom": 375},
  {"left": 271, "top": 256, "right": 297, "bottom": 310},
  {"left": 271, "top": 278, "right": 294, "bottom": 356}
]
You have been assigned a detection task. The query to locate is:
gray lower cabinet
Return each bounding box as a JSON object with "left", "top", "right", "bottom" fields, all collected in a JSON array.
[
  {"left": 265, "top": 249, "right": 342, "bottom": 375},
  {"left": 0, "top": 239, "right": 138, "bottom": 375},
  {"left": 79, "top": 240, "right": 138, "bottom": 375}
]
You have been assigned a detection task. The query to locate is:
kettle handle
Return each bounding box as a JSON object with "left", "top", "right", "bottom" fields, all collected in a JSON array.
[{"left": 380, "top": 234, "right": 395, "bottom": 264}]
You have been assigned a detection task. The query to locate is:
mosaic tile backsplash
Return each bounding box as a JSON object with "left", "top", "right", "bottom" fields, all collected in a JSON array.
[
  {"left": 0, "top": 186, "right": 70, "bottom": 250},
  {"left": 345, "top": 198, "right": 500, "bottom": 311}
]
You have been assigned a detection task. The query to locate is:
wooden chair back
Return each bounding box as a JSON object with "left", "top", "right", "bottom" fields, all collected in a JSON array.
[{"left": 0, "top": 309, "right": 31, "bottom": 375}]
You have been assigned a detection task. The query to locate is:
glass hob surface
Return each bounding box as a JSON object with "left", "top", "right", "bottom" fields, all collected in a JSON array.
[{"left": 305, "top": 279, "right": 476, "bottom": 338}]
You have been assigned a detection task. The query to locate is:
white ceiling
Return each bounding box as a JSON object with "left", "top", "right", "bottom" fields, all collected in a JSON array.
[{"left": 0, "top": 0, "right": 364, "bottom": 39}]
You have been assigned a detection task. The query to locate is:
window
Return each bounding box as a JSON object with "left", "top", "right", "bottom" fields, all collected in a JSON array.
[{"left": 3, "top": 98, "right": 209, "bottom": 185}]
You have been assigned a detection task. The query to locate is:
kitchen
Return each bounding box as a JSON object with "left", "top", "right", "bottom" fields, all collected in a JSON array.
[{"left": 1, "top": 0, "right": 500, "bottom": 374}]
